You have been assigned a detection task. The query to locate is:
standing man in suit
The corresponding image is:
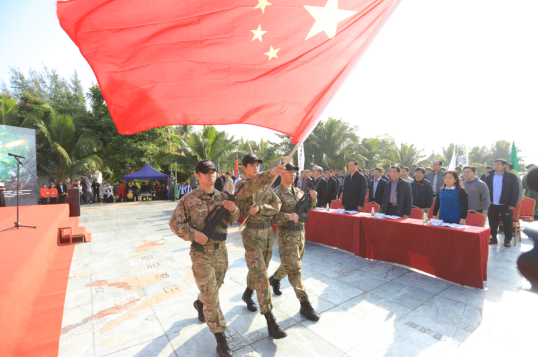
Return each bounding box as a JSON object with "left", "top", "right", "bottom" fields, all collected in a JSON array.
[
  {"left": 380, "top": 166, "right": 412, "bottom": 218},
  {"left": 486, "top": 159, "right": 520, "bottom": 247},
  {"left": 368, "top": 168, "right": 386, "bottom": 207},
  {"left": 341, "top": 160, "right": 367, "bottom": 212},
  {"left": 426, "top": 160, "right": 446, "bottom": 199},
  {"left": 80, "top": 173, "right": 91, "bottom": 205},
  {"left": 325, "top": 169, "right": 338, "bottom": 207},
  {"left": 311, "top": 166, "right": 328, "bottom": 208},
  {"left": 411, "top": 167, "right": 434, "bottom": 213},
  {"left": 214, "top": 172, "right": 224, "bottom": 192},
  {"left": 92, "top": 179, "right": 101, "bottom": 203},
  {"left": 480, "top": 166, "right": 492, "bottom": 182}
]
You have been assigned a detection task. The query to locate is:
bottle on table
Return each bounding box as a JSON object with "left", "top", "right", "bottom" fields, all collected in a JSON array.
[
  {"left": 371, "top": 207, "right": 375, "bottom": 217},
  {"left": 423, "top": 213, "right": 428, "bottom": 225}
]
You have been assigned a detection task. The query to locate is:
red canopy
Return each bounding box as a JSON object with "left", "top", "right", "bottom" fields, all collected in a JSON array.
[{"left": 58, "top": 0, "right": 398, "bottom": 143}]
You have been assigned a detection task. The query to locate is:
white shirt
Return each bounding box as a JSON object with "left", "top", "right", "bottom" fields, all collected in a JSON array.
[
  {"left": 234, "top": 177, "right": 242, "bottom": 185},
  {"left": 445, "top": 185, "right": 456, "bottom": 190}
]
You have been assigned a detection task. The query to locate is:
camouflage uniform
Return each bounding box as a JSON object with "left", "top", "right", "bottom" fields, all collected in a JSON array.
[
  {"left": 236, "top": 171, "right": 281, "bottom": 315},
  {"left": 272, "top": 185, "right": 317, "bottom": 301},
  {"left": 169, "top": 187, "right": 240, "bottom": 333}
]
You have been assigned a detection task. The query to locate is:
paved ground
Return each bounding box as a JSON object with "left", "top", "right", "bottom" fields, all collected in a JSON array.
[{"left": 59, "top": 201, "right": 537, "bottom": 357}]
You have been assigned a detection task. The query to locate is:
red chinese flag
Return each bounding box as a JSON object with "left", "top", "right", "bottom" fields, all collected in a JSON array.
[
  {"left": 235, "top": 155, "right": 239, "bottom": 172},
  {"left": 57, "top": 0, "right": 398, "bottom": 143}
]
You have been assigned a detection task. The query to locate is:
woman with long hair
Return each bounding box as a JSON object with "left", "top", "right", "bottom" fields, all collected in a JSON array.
[{"left": 433, "top": 171, "right": 469, "bottom": 224}]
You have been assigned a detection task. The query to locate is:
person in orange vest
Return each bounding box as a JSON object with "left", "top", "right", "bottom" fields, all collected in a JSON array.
[
  {"left": 40, "top": 184, "right": 50, "bottom": 204},
  {"left": 49, "top": 182, "right": 59, "bottom": 204}
]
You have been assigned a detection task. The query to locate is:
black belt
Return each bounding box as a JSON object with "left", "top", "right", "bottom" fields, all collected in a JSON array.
[
  {"left": 389, "top": 202, "right": 398, "bottom": 207},
  {"left": 209, "top": 232, "right": 227, "bottom": 241},
  {"left": 280, "top": 224, "right": 304, "bottom": 231},
  {"left": 246, "top": 221, "right": 272, "bottom": 229}
]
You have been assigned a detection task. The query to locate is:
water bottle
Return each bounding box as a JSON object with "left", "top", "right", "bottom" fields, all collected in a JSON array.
[
  {"left": 371, "top": 207, "right": 375, "bottom": 217},
  {"left": 423, "top": 213, "right": 428, "bottom": 225},
  {"left": 326, "top": 203, "right": 330, "bottom": 212}
]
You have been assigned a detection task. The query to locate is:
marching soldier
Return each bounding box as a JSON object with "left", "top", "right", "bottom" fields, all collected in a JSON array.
[
  {"left": 169, "top": 160, "right": 239, "bottom": 357},
  {"left": 269, "top": 163, "right": 320, "bottom": 321},
  {"left": 235, "top": 154, "right": 287, "bottom": 339}
]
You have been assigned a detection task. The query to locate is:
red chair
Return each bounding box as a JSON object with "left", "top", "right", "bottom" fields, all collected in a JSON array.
[
  {"left": 410, "top": 206, "right": 424, "bottom": 220},
  {"left": 499, "top": 203, "right": 522, "bottom": 246},
  {"left": 364, "top": 202, "right": 380, "bottom": 214},
  {"left": 466, "top": 210, "right": 486, "bottom": 227},
  {"left": 331, "top": 200, "right": 342, "bottom": 209},
  {"left": 520, "top": 197, "right": 536, "bottom": 223},
  {"left": 427, "top": 202, "right": 435, "bottom": 219}
]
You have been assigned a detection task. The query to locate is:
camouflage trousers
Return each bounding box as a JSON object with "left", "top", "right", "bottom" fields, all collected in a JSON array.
[
  {"left": 273, "top": 228, "right": 308, "bottom": 301},
  {"left": 190, "top": 245, "right": 228, "bottom": 333},
  {"left": 242, "top": 226, "right": 274, "bottom": 315}
]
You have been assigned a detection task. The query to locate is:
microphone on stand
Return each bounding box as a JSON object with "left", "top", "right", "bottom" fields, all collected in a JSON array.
[{"left": 8, "top": 153, "right": 26, "bottom": 159}]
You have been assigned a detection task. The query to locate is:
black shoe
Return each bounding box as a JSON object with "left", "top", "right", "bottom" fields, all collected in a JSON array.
[
  {"left": 264, "top": 311, "right": 287, "bottom": 339},
  {"left": 269, "top": 276, "right": 282, "bottom": 296},
  {"left": 489, "top": 237, "right": 498, "bottom": 245},
  {"left": 193, "top": 300, "right": 205, "bottom": 322},
  {"left": 214, "top": 332, "right": 233, "bottom": 357},
  {"left": 504, "top": 239, "right": 512, "bottom": 248},
  {"left": 242, "top": 287, "right": 257, "bottom": 312},
  {"left": 300, "top": 299, "right": 320, "bottom": 321}
]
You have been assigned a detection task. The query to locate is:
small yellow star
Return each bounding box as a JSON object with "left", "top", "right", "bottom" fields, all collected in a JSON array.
[
  {"left": 255, "top": 0, "right": 272, "bottom": 13},
  {"left": 264, "top": 46, "right": 280, "bottom": 61},
  {"left": 251, "top": 25, "right": 267, "bottom": 42}
]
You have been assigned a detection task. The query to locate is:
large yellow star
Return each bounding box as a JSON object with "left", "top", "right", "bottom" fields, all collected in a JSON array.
[
  {"left": 304, "top": 0, "right": 358, "bottom": 40},
  {"left": 264, "top": 46, "right": 280, "bottom": 61},
  {"left": 251, "top": 25, "right": 267, "bottom": 42},
  {"left": 255, "top": 0, "right": 272, "bottom": 13}
]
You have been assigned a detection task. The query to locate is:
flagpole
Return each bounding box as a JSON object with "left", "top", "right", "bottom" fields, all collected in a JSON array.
[{"left": 239, "top": 143, "right": 300, "bottom": 229}]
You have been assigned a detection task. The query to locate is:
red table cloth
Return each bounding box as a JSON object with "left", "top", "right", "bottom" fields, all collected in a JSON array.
[
  {"left": 304, "top": 210, "right": 361, "bottom": 256},
  {"left": 304, "top": 210, "right": 490, "bottom": 289}
]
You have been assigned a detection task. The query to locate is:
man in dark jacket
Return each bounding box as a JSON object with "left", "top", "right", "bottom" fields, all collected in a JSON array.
[
  {"left": 325, "top": 169, "right": 338, "bottom": 206},
  {"left": 380, "top": 167, "right": 412, "bottom": 217},
  {"left": 486, "top": 159, "right": 520, "bottom": 247},
  {"left": 480, "top": 166, "right": 492, "bottom": 182},
  {"left": 80, "top": 173, "right": 91, "bottom": 205},
  {"left": 342, "top": 160, "right": 367, "bottom": 211},
  {"left": 214, "top": 172, "right": 224, "bottom": 192},
  {"left": 411, "top": 167, "right": 434, "bottom": 212},
  {"left": 311, "top": 166, "right": 328, "bottom": 207},
  {"left": 368, "top": 168, "right": 386, "bottom": 207},
  {"left": 91, "top": 179, "right": 100, "bottom": 203}
]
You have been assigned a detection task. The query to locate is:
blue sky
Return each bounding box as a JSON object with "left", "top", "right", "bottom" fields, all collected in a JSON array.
[{"left": 2, "top": 0, "right": 538, "bottom": 165}]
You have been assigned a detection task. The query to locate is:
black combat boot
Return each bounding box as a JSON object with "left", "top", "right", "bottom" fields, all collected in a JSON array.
[
  {"left": 269, "top": 276, "right": 282, "bottom": 296},
  {"left": 300, "top": 299, "right": 320, "bottom": 321},
  {"left": 242, "top": 287, "right": 258, "bottom": 312},
  {"left": 214, "top": 332, "right": 233, "bottom": 357},
  {"left": 193, "top": 299, "right": 205, "bottom": 322},
  {"left": 264, "top": 311, "right": 288, "bottom": 339}
]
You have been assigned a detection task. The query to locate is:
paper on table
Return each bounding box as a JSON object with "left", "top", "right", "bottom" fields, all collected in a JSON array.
[
  {"left": 344, "top": 210, "right": 359, "bottom": 214},
  {"left": 442, "top": 223, "right": 466, "bottom": 229},
  {"left": 385, "top": 215, "right": 402, "bottom": 219}
]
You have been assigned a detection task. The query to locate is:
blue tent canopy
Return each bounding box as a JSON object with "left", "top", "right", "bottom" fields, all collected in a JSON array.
[{"left": 123, "top": 163, "right": 168, "bottom": 180}]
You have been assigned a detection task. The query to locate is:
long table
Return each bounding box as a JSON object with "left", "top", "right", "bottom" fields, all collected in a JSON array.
[{"left": 304, "top": 209, "right": 490, "bottom": 289}]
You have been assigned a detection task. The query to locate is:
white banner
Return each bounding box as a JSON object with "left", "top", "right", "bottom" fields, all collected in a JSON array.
[{"left": 298, "top": 143, "right": 305, "bottom": 171}]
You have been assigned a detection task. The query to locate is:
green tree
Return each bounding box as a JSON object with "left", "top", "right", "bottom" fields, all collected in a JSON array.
[
  {"left": 436, "top": 143, "right": 458, "bottom": 167},
  {"left": 306, "top": 117, "right": 363, "bottom": 170},
  {"left": 391, "top": 143, "right": 427, "bottom": 168},
  {"left": 488, "top": 140, "right": 524, "bottom": 167},
  {"left": 32, "top": 106, "right": 103, "bottom": 182},
  {"left": 0, "top": 93, "right": 41, "bottom": 128},
  {"left": 360, "top": 135, "right": 398, "bottom": 169}
]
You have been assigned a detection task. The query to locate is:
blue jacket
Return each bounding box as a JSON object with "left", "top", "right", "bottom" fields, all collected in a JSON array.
[
  {"left": 411, "top": 178, "right": 434, "bottom": 209},
  {"left": 485, "top": 170, "right": 520, "bottom": 207},
  {"left": 380, "top": 178, "right": 413, "bottom": 216}
]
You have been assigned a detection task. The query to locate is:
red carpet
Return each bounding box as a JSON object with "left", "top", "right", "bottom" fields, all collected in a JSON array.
[{"left": 0, "top": 205, "right": 84, "bottom": 357}]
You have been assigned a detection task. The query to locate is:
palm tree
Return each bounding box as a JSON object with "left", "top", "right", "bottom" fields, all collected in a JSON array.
[
  {"left": 236, "top": 138, "right": 281, "bottom": 170},
  {"left": 32, "top": 106, "right": 103, "bottom": 182},
  {"left": 469, "top": 146, "right": 490, "bottom": 165},
  {"left": 488, "top": 140, "right": 524, "bottom": 166},
  {"left": 392, "top": 143, "right": 427, "bottom": 168},
  {"left": 162, "top": 126, "right": 238, "bottom": 170},
  {"left": 437, "top": 143, "right": 458, "bottom": 167},
  {"left": 0, "top": 93, "right": 39, "bottom": 128},
  {"left": 306, "top": 117, "right": 363, "bottom": 169}
]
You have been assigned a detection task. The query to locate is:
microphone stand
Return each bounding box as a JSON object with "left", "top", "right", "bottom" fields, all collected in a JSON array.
[{"left": 0, "top": 156, "right": 39, "bottom": 233}]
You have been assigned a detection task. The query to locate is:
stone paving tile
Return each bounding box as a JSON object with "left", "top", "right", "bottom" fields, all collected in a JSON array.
[{"left": 59, "top": 202, "right": 534, "bottom": 357}]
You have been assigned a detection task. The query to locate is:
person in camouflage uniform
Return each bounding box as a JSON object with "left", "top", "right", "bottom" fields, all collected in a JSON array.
[
  {"left": 269, "top": 163, "right": 320, "bottom": 321},
  {"left": 169, "top": 160, "right": 239, "bottom": 357},
  {"left": 235, "top": 154, "right": 288, "bottom": 339}
]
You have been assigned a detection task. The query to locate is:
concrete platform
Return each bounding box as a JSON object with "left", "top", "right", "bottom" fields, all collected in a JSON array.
[{"left": 59, "top": 201, "right": 537, "bottom": 356}]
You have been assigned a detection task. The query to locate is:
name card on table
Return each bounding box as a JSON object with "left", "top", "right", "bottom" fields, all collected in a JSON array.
[
  {"left": 374, "top": 213, "right": 385, "bottom": 219},
  {"left": 430, "top": 219, "right": 444, "bottom": 227},
  {"left": 337, "top": 208, "right": 345, "bottom": 215}
]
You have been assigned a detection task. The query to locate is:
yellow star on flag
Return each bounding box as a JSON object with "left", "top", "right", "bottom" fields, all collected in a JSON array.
[
  {"left": 255, "top": 0, "right": 272, "bottom": 13},
  {"left": 304, "top": 0, "right": 358, "bottom": 40},
  {"left": 264, "top": 46, "right": 280, "bottom": 61},
  {"left": 251, "top": 25, "right": 267, "bottom": 42}
]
